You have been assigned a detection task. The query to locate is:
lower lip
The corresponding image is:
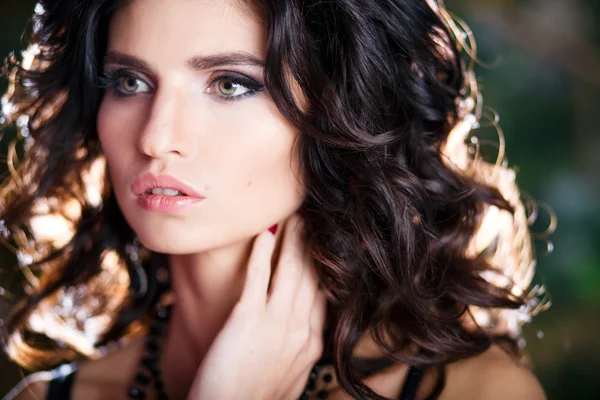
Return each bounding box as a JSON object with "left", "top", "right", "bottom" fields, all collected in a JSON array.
[{"left": 137, "top": 194, "right": 204, "bottom": 213}]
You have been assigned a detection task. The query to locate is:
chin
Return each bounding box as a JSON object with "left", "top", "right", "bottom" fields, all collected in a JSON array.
[
  {"left": 137, "top": 238, "right": 187, "bottom": 254},
  {"left": 130, "top": 222, "right": 250, "bottom": 256},
  {"left": 133, "top": 229, "right": 206, "bottom": 254}
]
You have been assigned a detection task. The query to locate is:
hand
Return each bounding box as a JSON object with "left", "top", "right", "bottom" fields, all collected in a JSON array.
[{"left": 187, "top": 214, "right": 327, "bottom": 400}]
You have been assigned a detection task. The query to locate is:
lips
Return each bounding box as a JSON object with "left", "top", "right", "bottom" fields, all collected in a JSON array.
[
  {"left": 131, "top": 173, "right": 205, "bottom": 213},
  {"left": 131, "top": 173, "right": 204, "bottom": 198}
]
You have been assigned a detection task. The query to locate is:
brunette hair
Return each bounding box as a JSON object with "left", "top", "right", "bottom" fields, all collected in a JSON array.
[{"left": 0, "top": 1, "right": 549, "bottom": 398}]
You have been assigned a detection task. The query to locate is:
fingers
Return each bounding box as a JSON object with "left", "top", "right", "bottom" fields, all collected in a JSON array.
[
  {"left": 238, "top": 229, "right": 276, "bottom": 308},
  {"left": 238, "top": 213, "right": 329, "bottom": 399},
  {"left": 239, "top": 212, "right": 315, "bottom": 316},
  {"left": 291, "top": 249, "right": 320, "bottom": 318},
  {"left": 309, "top": 287, "right": 327, "bottom": 338},
  {"left": 308, "top": 284, "right": 327, "bottom": 364},
  {"left": 267, "top": 214, "right": 307, "bottom": 311},
  {"left": 286, "top": 292, "right": 328, "bottom": 398}
]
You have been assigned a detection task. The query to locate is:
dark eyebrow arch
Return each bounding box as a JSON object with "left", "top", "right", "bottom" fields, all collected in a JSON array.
[
  {"left": 187, "top": 51, "right": 264, "bottom": 69},
  {"left": 103, "top": 51, "right": 264, "bottom": 72}
]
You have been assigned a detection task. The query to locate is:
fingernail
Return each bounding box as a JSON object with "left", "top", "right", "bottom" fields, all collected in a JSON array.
[{"left": 268, "top": 224, "right": 278, "bottom": 235}]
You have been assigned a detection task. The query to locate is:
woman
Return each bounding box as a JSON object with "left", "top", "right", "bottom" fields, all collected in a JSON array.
[{"left": 0, "top": 0, "right": 548, "bottom": 399}]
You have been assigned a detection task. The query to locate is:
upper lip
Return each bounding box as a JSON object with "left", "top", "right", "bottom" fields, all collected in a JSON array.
[{"left": 131, "top": 173, "right": 204, "bottom": 198}]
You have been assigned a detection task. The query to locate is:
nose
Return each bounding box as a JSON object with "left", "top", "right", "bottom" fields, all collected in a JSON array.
[{"left": 138, "top": 89, "right": 194, "bottom": 159}]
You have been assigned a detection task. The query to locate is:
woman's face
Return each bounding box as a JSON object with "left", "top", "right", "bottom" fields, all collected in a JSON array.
[{"left": 97, "top": 0, "right": 304, "bottom": 254}]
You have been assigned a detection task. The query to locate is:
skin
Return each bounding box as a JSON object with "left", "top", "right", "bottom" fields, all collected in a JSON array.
[
  {"left": 98, "top": 0, "right": 322, "bottom": 397},
  {"left": 8, "top": 0, "right": 547, "bottom": 399}
]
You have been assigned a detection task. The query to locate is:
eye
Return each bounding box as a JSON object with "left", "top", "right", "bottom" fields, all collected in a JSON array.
[
  {"left": 208, "top": 73, "right": 264, "bottom": 101},
  {"left": 217, "top": 79, "right": 250, "bottom": 97},
  {"left": 97, "top": 69, "right": 152, "bottom": 97},
  {"left": 117, "top": 75, "right": 151, "bottom": 95},
  {"left": 119, "top": 76, "right": 150, "bottom": 94}
]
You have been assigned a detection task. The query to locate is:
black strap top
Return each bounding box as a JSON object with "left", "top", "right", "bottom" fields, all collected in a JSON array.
[
  {"left": 45, "top": 362, "right": 427, "bottom": 400},
  {"left": 46, "top": 367, "right": 77, "bottom": 400}
]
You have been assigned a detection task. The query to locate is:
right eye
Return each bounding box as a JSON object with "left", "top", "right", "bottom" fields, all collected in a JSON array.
[
  {"left": 98, "top": 70, "right": 152, "bottom": 97},
  {"left": 117, "top": 75, "right": 151, "bottom": 95}
]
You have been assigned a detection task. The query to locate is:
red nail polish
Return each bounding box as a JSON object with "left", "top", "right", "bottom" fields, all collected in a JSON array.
[{"left": 268, "top": 224, "right": 278, "bottom": 234}]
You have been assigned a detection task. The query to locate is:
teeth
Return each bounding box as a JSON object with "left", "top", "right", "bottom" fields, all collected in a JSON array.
[{"left": 149, "top": 188, "right": 183, "bottom": 196}]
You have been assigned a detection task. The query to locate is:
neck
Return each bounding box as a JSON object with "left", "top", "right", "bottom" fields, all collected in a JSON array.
[
  {"left": 156, "top": 229, "right": 383, "bottom": 398},
  {"left": 161, "top": 238, "right": 254, "bottom": 398}
]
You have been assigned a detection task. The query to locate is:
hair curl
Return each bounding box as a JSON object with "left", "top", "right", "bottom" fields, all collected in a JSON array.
[{"left": 0, "top": 1, "right": 549, "bottom": 399}]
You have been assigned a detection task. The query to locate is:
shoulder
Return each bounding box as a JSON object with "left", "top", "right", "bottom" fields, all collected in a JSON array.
[
  {"left": 327, "top": 344, "right": 545, "bottom": 400},
  {"left": 4, "top": 339, "right": 143, "bottom": 400},
  {"left": 4, "top": 370, "right": 51, "bottom": 400},
  {"left": 441, "top": 344, "right": 547, "bottom": 400}
]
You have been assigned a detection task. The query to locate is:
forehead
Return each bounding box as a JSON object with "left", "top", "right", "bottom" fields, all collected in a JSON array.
[{"left": 107, "top": 0, "right": 266, "bottom": 64}]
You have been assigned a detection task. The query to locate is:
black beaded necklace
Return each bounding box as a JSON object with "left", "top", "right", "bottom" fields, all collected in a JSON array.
[
  {"left": 127, "top": 302, "right": 333, "bottom": 400},
  {"left": 127, "top": 301, "right": 172, "bottom": 400}
]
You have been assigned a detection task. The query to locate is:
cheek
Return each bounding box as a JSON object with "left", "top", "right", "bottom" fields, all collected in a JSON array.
[
  {"left": 96, "top": 99, "right": 144, "bottom": 169},
  {"left": 97, "top": 101, "right": 122, "bottom": 161},
  {"left": 213, "top": 111, "right": 304, "bottom": 217},
  {"left": 211, "top": 152, "right": 303, "bottom": 236}
]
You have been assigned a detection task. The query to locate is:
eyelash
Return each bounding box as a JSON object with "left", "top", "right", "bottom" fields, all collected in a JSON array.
[{"left": 96, "top": 69, "right": 265, "bottom": 102}]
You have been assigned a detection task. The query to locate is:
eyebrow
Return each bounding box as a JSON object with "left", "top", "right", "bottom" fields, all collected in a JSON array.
[{"left": 102, "top": 51, "right": 265, "bottom": 72}]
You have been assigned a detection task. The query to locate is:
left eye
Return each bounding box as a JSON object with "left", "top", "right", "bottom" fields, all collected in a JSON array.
[
  {"left": 208, "top": 74, "right": 264, "bottom": 101},
  {"left": 214, "top": 78, "right": 251, "bottom": 98}
]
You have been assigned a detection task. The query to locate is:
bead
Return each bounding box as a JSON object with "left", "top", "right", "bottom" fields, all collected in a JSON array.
[
  {"left": 317, "top": 390, "right": 329, "bottom": 399},
  {"left": 145, "top": 339, "right": 159, "bottom": 352},
  {"left": 135, "top": 372, "right": 150, "bottom": 385},
  {"left": 309, "top": 370, "right": 318, "bottom": 381},
  {"left": 157, "top": 310, "right": 168, "bottom": 320},
  {"left": 141, "top": 361, "right": 159, "bottom": 377},
  {"left": 323, "top": 372, "right": 333, "bottom": 383},
  {"left": 127, "top": 296, "right": 173, "bottom": 399},
  {"left": 149, "top": 324, "right": 164, "bottom": 336},
  {"left": 146, "top": 365, "right": 160, "bottom": 377},
  {"left": 154, "top": 377, "right": 164, "bottom": 392},
  {"left": 306, "top": 379, "right": 316, "bottom": 391},
  {"left": 157, "top": 306, "right": 171, "bottom": 320},
  {"left": 128, "top": 386, "right": 147, "bottom": 399},
  {"left": 141, "top": 356, "right": 157, "bottom": 368}
]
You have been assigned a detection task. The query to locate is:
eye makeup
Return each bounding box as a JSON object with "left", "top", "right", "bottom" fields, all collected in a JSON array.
[
  {"left": 207, "top": 71, "right": 265, "bottom": 102},
  {"left": 97, "top": 69, "right": 153, "bottom": 97},
  {"left": 97, "top": 68, "right": 266, "bottom": 102}
]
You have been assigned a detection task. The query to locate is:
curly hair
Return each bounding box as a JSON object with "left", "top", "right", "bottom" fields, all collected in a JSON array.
[{"left": 0, "top": 0, "right": 548, "bottom": 398}]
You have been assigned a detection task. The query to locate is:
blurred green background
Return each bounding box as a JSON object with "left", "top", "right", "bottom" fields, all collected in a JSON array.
[{"left": 0, "top": 0, "right": 598, "bottom": 398}]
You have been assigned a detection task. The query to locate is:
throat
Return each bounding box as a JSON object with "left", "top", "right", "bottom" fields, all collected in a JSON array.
[{"left": 160, "top": 301, "right": 235, "bottom": 399}]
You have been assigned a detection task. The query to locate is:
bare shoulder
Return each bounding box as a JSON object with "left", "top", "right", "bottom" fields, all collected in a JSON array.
[
  {"left": 4, "top": 340, "right": 143, "bottom": 400},
  {"left": 441, "top": 344, "right": 547, "bottom": 400},
  {"left": 70, "top": 339, "right": 145, "bottom": 399},
  {"left": 75, "top": 338, "right": 143, "bottom": 385},
  {"left": 3, "top": 371, "right": 50, "bottom": 400},
  {"left": 324, "top": 344, "right": 545, "bottom": 400}
]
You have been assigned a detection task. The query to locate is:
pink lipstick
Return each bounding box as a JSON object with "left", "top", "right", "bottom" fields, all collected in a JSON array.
[{"left": 132, "top": 173, "right": 205, "bottom": 213}]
